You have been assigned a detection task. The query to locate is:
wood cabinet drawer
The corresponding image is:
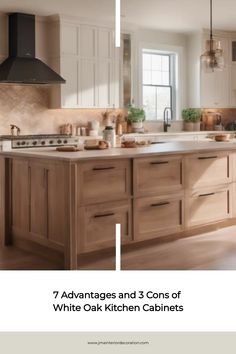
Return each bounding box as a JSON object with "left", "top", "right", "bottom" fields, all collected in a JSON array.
[
  {"left": 231, "top": 153, "right": 236, "bottom": 182},
  {"left": 78, "top": 200, "right": 132, "bottom": 253},
  {"left": 11, "top": 158, "right": 29, "bottom": 233},
  {"left": 186, "top": 186, "right": 231, "bottom": 227},
  {"left": 185, "top": 152, "right": 231, "bottom": 189},
  {"left": 133, "top": 156, "right": 183, "bottom": 197},
  {"left": 78, "top": 159, "right": 131, "bottom": 205},
  {"left": 232, "top": 183, "right": 236, "bottom": 218},
  {"left": 134, "top": 194, "right": 184, "bottom": 241}
]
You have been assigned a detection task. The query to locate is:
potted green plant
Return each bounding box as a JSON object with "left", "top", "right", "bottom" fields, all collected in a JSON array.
[
  {"left": 182, "top": 108, "right": 201, "bottom": 131},
  {"left": 127, "top": 105, "right": 146, "bottom": 132}
]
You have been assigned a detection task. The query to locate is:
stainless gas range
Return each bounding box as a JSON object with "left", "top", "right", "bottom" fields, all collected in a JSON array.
[{"left": 0, "top": 134, "right": 80, "bottom": 151}]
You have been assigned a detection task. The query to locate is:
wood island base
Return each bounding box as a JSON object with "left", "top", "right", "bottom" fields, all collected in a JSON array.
[{"left": 1, "top": 143, "right": 236, "bottom": 270}]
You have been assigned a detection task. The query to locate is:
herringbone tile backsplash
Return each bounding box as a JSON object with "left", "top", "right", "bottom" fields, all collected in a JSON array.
[
  {"left": 0, "top": 86, "right": 120, "bottom": 135},
  {"left": 1, "top": 85, "right": 236, "bottom": 135}
]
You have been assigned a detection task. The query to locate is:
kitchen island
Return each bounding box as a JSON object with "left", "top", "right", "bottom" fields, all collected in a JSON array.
[{"left": 1, "top": 140, "right": 236, "bottom": 270}]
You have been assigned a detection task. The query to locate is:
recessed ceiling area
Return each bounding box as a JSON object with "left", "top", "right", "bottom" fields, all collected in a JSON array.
[{"left": 0, "top": 0, "right": 236, "bottom": 33}]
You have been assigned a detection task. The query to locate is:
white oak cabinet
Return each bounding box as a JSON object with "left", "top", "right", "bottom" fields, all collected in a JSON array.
[
  {"left": 134, "top": 193, "right": 184, "bottom": 241},
  {"left": 133, "top": 155, "right": 183, "bottom": 197},
  {"left": 3, "top": 149, "right": 236, "bottom": 269},
  {"left": 58, "top": 22, "right": 119, "bottom": 108},
  {"left": 184, "top": 151, "right": 234, "bottom": 228},
  {"left": 185, "top": 151, "right": 232, "bottom": 189},
  {"left": 77, "top": 159, "right": 131, "bottom": 205},
  {"left": 11, "top": 159, "right": 68, "bottom": 247},
  {"left": 133, "top": 151, "right": 235, "bottom": 241},
  {"left": 0, "top": 157, "right": 5, "bottom": 245},
  {"left": 185, "top": 185, "right": 232, "bottom": 227},
  {"left": 77, "top": 159, "right": 132, "bottom": 253},
  {"left": 78, "top": 200, "right": 132, "bottom": 252}
]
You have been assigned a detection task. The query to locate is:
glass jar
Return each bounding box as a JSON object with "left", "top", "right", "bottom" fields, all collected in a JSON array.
[{"left": 103, "top": 126, "right": 116, "bottom": 147}]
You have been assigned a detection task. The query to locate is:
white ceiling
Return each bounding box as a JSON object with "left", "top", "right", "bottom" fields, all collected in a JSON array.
[{"left": 0, "top": 0, "right": 236, "bottom": 33}]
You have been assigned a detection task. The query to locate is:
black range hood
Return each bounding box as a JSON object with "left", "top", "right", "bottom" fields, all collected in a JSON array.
[{"left": 0, "top": 13, "right": 65, "bottom": 85}]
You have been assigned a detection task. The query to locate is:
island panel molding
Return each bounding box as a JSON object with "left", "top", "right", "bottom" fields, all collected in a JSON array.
[{"left": 2, "top": 143, "right": 236, "bottom": 269}]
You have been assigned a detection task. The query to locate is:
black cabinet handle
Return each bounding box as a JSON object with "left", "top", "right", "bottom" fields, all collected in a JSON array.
[
  {"left": 94, "top": 213, "right": 115, "bottom": 218},
  {"left": 150, "top": 161, "right": 169, "bottom": 165},
  {"left": 198, "top": 156, "right": 217, "bottom": 160},
  {"left": 199, "top": 193, "right": 215, "bottom": 197},
  {"left": 150, "top": 202, "right": 170, "bottom": 207},
  {"left": 93, "top": 166, "right": 115, "bottom": 171}
]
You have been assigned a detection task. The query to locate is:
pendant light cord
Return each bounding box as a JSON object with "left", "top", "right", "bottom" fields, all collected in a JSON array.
[
  {"left": 201, "top": 0, "right": 224, "bottom": 71},
  {"left": 210, "top": 0, "right": 213, "bottom": 40},
  {"left": 209, "top": 0, "right": 213, "bottom": 53}
]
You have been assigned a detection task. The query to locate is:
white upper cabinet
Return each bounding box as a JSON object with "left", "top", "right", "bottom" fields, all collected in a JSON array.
[
  {"left": 98, "top": 29, "right": 113, "bottom": 59},
  {"left": 80, "top": 26, "right": 96, "bottom": 58},
  {"left": 79, "top": 59, "right": 96, "bottom": 107},
  {"left": 58, "top": 21, "right": 119, "bottom": 108},
  {"left": 201, "top": 69, "right": 230, "bottom": 108},
  {"left": 61, "top": 56, "right": 78, "bottom": 107}
]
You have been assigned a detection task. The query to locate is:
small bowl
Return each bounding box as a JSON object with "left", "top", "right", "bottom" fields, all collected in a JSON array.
[{"left": 214, "top": 134, "right": 230, "bottom": 142}]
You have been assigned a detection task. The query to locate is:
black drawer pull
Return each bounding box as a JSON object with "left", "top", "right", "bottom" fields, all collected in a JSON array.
[
  {"left": 198, "top": 156, "right": 217, "bottom": 160},
  {"left": 93, "top": 166, "right": 115, "bottom": 171},
  {"left": 150, "top": 202, "right": 170, "bottom": 207},
  {"left": 94, "top": 213, "right": 115, "bottom": 218},
  {"left": 150, "top": 161, "right": 169, "bottom": 165},
  {"left": 199, "top": 193, "right": 215, "bottom": 197}
]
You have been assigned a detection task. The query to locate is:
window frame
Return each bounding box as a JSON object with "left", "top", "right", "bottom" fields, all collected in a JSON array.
[
  {"left": 142, "top": 51, "right": 173, "bottom": 120},
  {"left": 138, "top": 42, "right": 183, "bottom": 122}
]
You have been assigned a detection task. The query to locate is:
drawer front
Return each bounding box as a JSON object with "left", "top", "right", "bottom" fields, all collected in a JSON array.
[
  {"left": 185, "top": 152, "right": 231, "bottom": 189},
  {"left": 134, "top": 194, "right": 184, "bottom": 241},
  {"left": 186, "top": 186, "right": 231, "bottom": 227},
  {"left": 0, "top": 157, "right": 5, "bottom": 242},
  {"left": 78, "top": 160, "right": 131, "bottom": 205},
  {"left": 133, "top": 156, "right": 183, "bottom": 197},
  {"left": 78, "top": 201, "right": 132, "bottom": 253},
  {"left": 232, "top": 153, "right": 236, "bottom": 182},
  {"left": 11, "top": 159, "right": 29, "bottom": 233},
  {"left": 232, "top": 183, "right": 236, "bottom": 218}
]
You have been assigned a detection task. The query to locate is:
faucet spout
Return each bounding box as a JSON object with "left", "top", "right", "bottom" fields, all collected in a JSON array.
[{"left": 163, "top": 107, "right": 172, "bottom": 133}]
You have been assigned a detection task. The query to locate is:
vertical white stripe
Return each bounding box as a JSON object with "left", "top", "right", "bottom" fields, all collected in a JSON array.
[
  {"left": 115, "top": 0, "right": 121, "bottom": 47},
  {"left": 116, "top": 223, "right": 121, "bottom": 271}
]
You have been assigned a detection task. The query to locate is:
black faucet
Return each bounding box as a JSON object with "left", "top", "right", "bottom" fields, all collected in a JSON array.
[{"left": 163, "top": 107, "right": 172, "bottom": 132}]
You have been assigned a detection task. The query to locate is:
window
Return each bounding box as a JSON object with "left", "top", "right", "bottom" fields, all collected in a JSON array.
[{"left": 142, "top": 51, "right": 176, "bottom": 120}]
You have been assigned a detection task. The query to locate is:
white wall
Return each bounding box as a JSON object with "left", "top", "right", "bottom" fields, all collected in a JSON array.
[{"left": 186, "top": 32, "right": 202, "bottom": 108}]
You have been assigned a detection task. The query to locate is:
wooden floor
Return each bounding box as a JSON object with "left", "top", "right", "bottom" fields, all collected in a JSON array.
[
  {"left": 1, "top": 225, "right": 236, "bottom": 270},
  {"left": 0, "top": 246, "right": 61, "bottom": 270}
]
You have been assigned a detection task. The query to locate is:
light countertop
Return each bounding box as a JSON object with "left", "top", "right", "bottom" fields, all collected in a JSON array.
[
  {"left": 124, "top": 131, "right": 234, "bottom": 136},
  {"left": 1, "top": 140, "right": 236, "bottom": 161}
]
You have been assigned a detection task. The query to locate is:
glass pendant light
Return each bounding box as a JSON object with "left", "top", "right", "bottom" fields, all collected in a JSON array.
[{"left": 201, "top": 0, "right": 224, "bottom": 72}]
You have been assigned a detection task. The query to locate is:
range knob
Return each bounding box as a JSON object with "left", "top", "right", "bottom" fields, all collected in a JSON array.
[
  {"left": 21, "top": 141, "right": 26, "bottom": 146},
  {"left": 41, "top": 141, "right": 45, "bottom": 145},
  {"left": 49, "top": 140, "right": 54, "bottom": 145},
  {"left": 57, "top": 139, "right": 62, "bottom": 144},
  {"left": 63, "top": 140, "right": 68, "bottom": 144},
  {"left": 32, "top": 141, "right": 37, "bottom": 146},
  {"left": 16, "top": 142, "right": 21, "bottom": 146}
]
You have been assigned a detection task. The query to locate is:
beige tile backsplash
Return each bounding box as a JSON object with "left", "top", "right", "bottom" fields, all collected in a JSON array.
[
  {"left": 2, "top": 86, "right": 235, "bottom": 135},
  {"left": 0, "top": 85, "right": 185, "bottom": 135},
  {"left": 0, "top": 85, "right": 116, "bottom": 135}
]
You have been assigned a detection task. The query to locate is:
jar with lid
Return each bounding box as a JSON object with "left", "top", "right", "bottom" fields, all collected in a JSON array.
[{"left": 103, "top": 126, "right": 116, "bottom": 147}]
